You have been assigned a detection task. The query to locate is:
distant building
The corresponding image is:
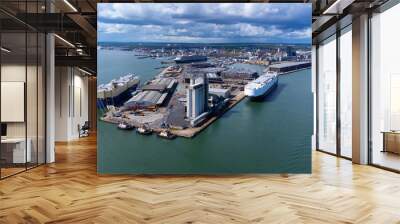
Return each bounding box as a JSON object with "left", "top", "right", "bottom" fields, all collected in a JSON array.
[
  {"left": 269, "top": 61, "right": 311, "bottom": 74},
  {"left": 286, "top": 46, "right": 297, "bottom": 57},
  {"left": 174, "top": 55, "right": 207, "bottom": 64},
  {"left": 206, "top": 73, "right": 223, "bottom": 83},
  {"left": 124, "top": 78, "right": 177, "bottom": 109},
  {"left": 209, "top": 88, "right": 230, "bottom": 98},
  {"left": 186, "top": 74, "right": 209, "bottom": 126},
  {"left": 221, "top": 69, "right": 258, "bottom": 80},
  {"left": 184, "top": 71, "right": 223, "bottom": 84},
  {"left": 140, "top": 78, "right": 175, "bottom": 92},
  {"left": 188, "top": 62, "right": 214, "bottom": 68},
  {"left": 125, "top": 90, "right": 162, "bottom": 109}
]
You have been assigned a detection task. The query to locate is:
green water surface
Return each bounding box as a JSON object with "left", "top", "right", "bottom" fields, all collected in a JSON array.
[{"left": 98, "top": 49, "right": 312, "bottom": 174}]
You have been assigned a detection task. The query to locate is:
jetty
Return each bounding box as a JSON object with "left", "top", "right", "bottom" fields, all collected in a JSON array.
[
  {"left": 170, "top": 93, "right": 245, "bottom": 138},
  {"left": 99, "top": 57, "right": 272, "bottom": 139}
]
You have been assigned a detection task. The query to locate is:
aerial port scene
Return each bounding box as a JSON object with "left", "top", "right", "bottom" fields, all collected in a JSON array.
[
  {"left": 97, "top": 3, "right": 313, "bottom": 173},
  {"left": 97, "top": 44, "right": 311, "bottom": 139}
]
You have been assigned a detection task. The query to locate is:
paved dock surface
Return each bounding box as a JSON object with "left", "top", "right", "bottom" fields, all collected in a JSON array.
[
  {"left": 171, "top": 92, "right": 245, "bottom": 138},
  {"left": 101, "top": 92, "right": 246, "bottom": 138}
]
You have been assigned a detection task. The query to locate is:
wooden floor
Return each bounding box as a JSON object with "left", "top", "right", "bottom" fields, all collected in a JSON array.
[
  {"left": 1, "top": 167, "right": 26, "bottom": 178},
  {"left": 372, "top": 151, "right": 400, "bottom": 171},
  {"left": 1, "top": 135, "right": 400, "bottom": 224}
]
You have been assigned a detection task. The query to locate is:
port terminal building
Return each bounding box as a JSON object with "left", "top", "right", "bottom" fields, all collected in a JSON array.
[
  {"left": 124, "top": 78, "right": 177, "bottom": 109},
  {"left": 209, "top": 88, "right": 231, "bottom": 99},
  {"left": 186, "top": 74, "right": 209, "bottom": 127},
  {"left": 268, "top": 61, "right": 311, "bottom": 74},
  {"left": 184, "top": 72, "right": 223, "bottom": 84},
  {"left": 221, "top": 68, "right": 258, "bottom": 80}
]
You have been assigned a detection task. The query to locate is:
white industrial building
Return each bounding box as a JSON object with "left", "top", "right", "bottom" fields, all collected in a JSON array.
[
  {"left": 186, "top": 74, "right": 209, "bottom": 126},
  {"left": 209, "top": 88, "right": 231, "bottom": 99}
]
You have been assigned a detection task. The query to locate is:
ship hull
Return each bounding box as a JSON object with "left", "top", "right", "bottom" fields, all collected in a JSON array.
[
  {"left": 248, "top": 81, "right": 278, "bottom": 100},
  {"left": 174, "top": 59, "right": 207, "bottom": 64},
  {"left": 174, "top": 56, "right": 207, "bottom": 64},
  {"left": 244, "top": 78, "right": 278, "bottom": 100},
  {"left": 97, "top": 84, "right": 138, "bottom": 108}
]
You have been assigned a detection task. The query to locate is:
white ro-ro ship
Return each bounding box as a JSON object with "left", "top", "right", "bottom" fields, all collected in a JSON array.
[
  {"left": 244, "top": 71, "right": 278, "bottom": 99},
  {"left": 97, "top": 74, "right": 140, "bottom": 107}
]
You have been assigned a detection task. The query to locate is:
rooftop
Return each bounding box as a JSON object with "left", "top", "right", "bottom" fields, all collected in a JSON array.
[{"left": 269, "top": 61, "right": 311, "bottom": 69}]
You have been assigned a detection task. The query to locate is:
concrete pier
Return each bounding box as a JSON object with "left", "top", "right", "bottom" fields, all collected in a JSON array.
[
  {"left": 100, "top": 92, "right": 246, "bottom": 139},
  {"left": 170, "top": 92, "right": 245, "bottom": 138},
  {"left": 99, "top": 61, "right": 251, "bottom": 139}
]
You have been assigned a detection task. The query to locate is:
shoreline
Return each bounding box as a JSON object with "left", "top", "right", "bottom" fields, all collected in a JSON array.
[
  {"left": 167, "top": 92, "right": 245, "bottom": 138},
  {"left": 100, "top": 91, "right": 246, "bottom": 139},
  {"left": 98, "top": 50, "right": 310, "bottom": 139},
  {"left": 99, "top": 63, "right": 251, "bottom": 139},
  {"left": 99, "top": 67, "right": 311, "bottom": 139},
  {"left": 278, "top": 67, "right": 311, "bottom": 76}
]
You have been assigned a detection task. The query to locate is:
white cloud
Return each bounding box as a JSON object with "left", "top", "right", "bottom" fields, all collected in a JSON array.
[
  {"left": 98, "top": 3, "right": 311, "bottom": 43},
  {"left": 234, "top": 24, "right": 283, "bottom": 37},
  {"left": 286, "top": 28, "right": 312, "bottom": 39},
  {"left": 98, "top": 22, "right": 129, "bottom": 34}
]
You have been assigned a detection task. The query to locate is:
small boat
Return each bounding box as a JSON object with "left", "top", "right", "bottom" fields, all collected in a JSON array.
[
  {"left": 117, "top": 122, "right": 134, "bottom": 130},
  {"left": 113, "top": 112, "right": 122, "bottom": 117},
  {"left": 137, "top": 126, "right": 152, "bottom": 135},
  {"left": 158, "top": 130, "right": 176, "bottom": 139}
]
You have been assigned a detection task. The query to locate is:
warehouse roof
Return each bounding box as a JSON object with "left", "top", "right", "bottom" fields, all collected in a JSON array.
[
  {"left": 125, "top": 90, "right": 162, "bottom": 107},
  {"left": 209, "top": 88, "right": 230, "bottom": 94},
  {"left": 140, "top": 78, "right": 175, "bottom": 92},
  {"left": 156, "top": 92, "right": 169, "bottom": 105},
  {"left": 269, "top": 61, "right": 311, "bottom": 69}
]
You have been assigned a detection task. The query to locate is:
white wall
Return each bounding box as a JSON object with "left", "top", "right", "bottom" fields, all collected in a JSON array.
[
  {"left": 317, "top": 37, "right": 337, "bottom": 154},
  {"left": 1, "top": 65, "right": 26, "bottom": 139},
  {"left": 55, "top": 66, "right": 69, "bottom": 141},
  {"left": 54, "top": 66, "right": 89, "bottom": 141},
  {"left": 370, "top": 4, "right": 400, "bottom": 158},
  {"left": 1, "top": 63, "right": 46, "bottom": 164},
  {"left": 72, "top": 72, "right": 89, "bottom": 138},
  {"left": 339, "top": 29, "right": 353, "bottom": 158},
  {"left": 312, "top": 45, "right": 317, "bottom": 151},
  {"left": 1, "top": 65, "right": 42, "bottom": 138},
  {"left": 352, "top": 14, "right": 369, "bottom": 164},
  {"left": 46, "top": 33, "right": 55, "bottom": 163}
]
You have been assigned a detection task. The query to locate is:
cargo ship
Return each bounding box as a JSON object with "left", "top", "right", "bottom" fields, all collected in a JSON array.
[
  {"left": 174, "top": 55, "right": 207, "bottom": 64},
  {"left": 97, "top": 74, "right": 140, "bottom": 107},
  {"left": 244, "top": 71, "right": 278, "bottom": 99}
]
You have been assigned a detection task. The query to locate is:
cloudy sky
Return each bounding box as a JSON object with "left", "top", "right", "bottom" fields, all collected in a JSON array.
[{"left": 98, "top": 3, "right": 311, "bottom": 44}]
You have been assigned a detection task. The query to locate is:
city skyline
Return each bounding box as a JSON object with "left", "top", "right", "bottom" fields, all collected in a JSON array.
[{"left": 98, "top": 3, "right": 312, "bottom": 44}]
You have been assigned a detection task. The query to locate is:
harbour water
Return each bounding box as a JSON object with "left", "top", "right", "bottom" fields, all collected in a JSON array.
[
  {"left": 97, "top": 49, "right": 165, "bottom": 85},
  {"left": 98, "top": 49, "right": 313, "bottom": 174}
]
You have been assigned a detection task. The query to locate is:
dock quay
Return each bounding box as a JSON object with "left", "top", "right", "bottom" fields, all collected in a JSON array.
[
  {"left": 98, "top": 55, "right": 299, "bottom": 139},
  {"left": 98, "top": 59, "right": 257, "bottom": 139},
  {"left": 170, "top": 92, "right": 245, "bottom": 138},
  {"left": 100, "top": 92, "right": 246, "bottom": 138},
  {"left": 268, "top": 61, "right": 311, "bottom": 75}
]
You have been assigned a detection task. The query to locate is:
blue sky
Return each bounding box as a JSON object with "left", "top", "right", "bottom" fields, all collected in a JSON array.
[{"left": 98, "top": 3, "right": 311, "bottom": 44}]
